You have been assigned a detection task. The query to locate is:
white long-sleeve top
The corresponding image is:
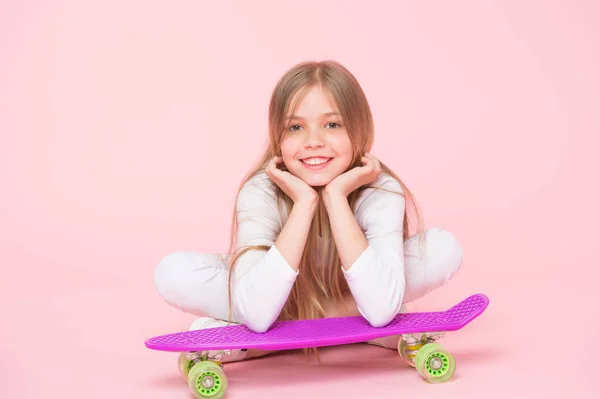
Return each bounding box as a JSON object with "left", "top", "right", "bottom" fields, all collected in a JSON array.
[{"left": 231, "top": 170, "right": 406, "bottom": 332}]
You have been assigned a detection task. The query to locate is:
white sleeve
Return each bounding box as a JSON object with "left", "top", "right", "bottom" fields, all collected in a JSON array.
[
  {"left": 341, "top": 174, "right": 407, "bottom": 327},
  {"left": 231, "top": 173, "right": 298, "bottom": 332}
]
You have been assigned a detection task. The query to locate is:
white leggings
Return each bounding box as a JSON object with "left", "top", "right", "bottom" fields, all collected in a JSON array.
[{"left": 154, "top": 227, "right": 463, "bottom": 347}]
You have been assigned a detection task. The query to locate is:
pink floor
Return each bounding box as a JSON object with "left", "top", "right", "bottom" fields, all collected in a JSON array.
[{"left": 2, "top": 250, "right": 597, "bottom": 398}]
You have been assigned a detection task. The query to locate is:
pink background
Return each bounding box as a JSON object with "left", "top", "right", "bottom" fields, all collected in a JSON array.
[{"left": 1, "top": 0, "right": 599, "bottom": 398}]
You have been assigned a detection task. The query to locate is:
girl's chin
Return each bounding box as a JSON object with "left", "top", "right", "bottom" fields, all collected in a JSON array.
[
  {"left": 290, "top": 166, "right": 345, "bottom": 187},
  {"left": 300, "top": 176, "right": 334, "bottom": 187},
  {"left": 294, "top": 169, "right": 345, "bottom": 187}
]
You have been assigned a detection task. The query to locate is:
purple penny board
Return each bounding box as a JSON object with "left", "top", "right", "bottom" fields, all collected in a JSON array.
[{"left": 145, "top": 293, "right": 489, "bottom": 352}]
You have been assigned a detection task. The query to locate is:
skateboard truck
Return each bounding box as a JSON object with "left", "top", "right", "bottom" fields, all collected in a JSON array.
[
  {"left": 182, "top": 350, "right": 232, "bottom": 365},
  {"left": 399, "top": 332, "right": 445, "bottom": 367}
]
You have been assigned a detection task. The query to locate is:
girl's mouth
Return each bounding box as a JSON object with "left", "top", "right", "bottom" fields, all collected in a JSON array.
[{"left": 300, "top": 157, "right": 333, "bottom": 170}]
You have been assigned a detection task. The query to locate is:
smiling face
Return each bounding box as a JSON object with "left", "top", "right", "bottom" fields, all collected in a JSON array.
[{"left": 280, "top": 85, "right": 354, "bottom": 187}]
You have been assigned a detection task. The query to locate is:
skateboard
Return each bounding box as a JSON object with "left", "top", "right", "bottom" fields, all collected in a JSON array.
[{"left": 146, "top": 293, "right": 489, "bottom": 398}]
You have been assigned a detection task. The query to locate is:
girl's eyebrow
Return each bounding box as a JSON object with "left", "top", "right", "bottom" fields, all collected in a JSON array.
[{"left": 287, "top": 112, "right": 340, "bottom": 120}]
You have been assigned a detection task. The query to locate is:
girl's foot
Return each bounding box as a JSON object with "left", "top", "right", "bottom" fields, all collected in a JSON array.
[
  {"left": 188, "top": 317, "right": 275, "bottom": 362},
  {"left": 188, "top": 317, "right": 249, "bottom": 363}
]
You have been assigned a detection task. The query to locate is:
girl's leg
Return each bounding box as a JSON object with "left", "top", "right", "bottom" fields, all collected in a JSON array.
[
  {"left": 402, "top": 227, "right": 463, "bottom": 303},
  {"left": 154, "top": 251, "right": 234, "bottom": 321},
  {"left": 154, "top": 227, "right": 462, "bottom": 354},
  {"left": 367, "top": 227, "right": 463, "bottom": 349},
  {"left": 153, "top": 251, "right": 270, "bottom": 362}
]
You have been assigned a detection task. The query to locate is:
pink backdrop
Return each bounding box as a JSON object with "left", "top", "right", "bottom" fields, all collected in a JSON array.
[{"left": 1, "top": 1, "right": 598, "bottom": 398}]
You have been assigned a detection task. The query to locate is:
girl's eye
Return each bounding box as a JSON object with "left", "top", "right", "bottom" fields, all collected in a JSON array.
[{"left": 288, "top": 122, "right": 341, "bottom": 132}]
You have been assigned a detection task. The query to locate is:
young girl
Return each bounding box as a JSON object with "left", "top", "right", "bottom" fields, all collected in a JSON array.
[{"left": 154, "top": 60, "right": 463, "bottom": 362}]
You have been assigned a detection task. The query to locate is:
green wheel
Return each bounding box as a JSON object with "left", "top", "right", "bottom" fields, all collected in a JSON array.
[
  {"left": 414, "top": 343, "right": 456, "bottom": 383},
  {"left": 187, "top": 361, "right": 228, "bottom": 398},
  {"left": 178, "top": 352, "right": 196, "bottom": 378}
]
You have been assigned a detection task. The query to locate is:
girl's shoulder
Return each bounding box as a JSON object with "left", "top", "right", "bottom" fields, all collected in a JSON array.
[
  {"left": 236, "top": 169, "right": 285, "bottom": 226},
  {"left": 353, "top": 172, "right": 405, "bottom": 213},
  {"left": 236, "top": 169, "right": 279, "bottom": 209},
  {"left": 241, "top": 169, "right": 277, "bottom": 194},
  {"left": 362, "top": 172, "right": 404, "bottom": 195}
]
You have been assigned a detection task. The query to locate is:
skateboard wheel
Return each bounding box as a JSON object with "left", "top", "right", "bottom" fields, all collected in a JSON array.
[
  {"left": 178, "top": 352, "right": 195, "bottom": 378},
  {"left": 414, "top": 343, "right": 455, "bottom": 383},
  {"left": 187, "top": 361, "right": 228, "bottom": 398}
]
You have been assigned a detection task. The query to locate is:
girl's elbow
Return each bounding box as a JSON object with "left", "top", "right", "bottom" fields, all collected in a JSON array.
[
  {"left": 236, "top": 304, "right": 275, "bottom": 333},
  {"left": 366, "top": 309, "right": 397, "bottom": 328},
  {"left": 364, "top": 295, "right": 404, "bottom": 327},
  {"left": 243, "top": 317, "right": 273, "bottom": 333}
]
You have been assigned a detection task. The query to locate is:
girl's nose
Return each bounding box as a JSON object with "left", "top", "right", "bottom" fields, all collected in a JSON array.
[{"left": 303, "top": 129, "right": 325, "bottom": 148}]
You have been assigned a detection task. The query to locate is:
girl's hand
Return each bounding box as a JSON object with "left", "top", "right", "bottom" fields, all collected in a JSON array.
[
  {"left": 324, "top": 153, "right": 382, "bottom": 198},
  {"left": 265, "top": 156, "right": 318, "bottom": 205}
]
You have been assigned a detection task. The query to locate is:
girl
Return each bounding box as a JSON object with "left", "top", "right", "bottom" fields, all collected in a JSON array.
[{"left": 154, "top": 60, "right": 463, "bottom": 362}]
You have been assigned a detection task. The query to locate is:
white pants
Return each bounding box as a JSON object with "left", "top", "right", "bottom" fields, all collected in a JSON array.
[{"left": 154, "top": 227, "right": 463, "bottom": 350}]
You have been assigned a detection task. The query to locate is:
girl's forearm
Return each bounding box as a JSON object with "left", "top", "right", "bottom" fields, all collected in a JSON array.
[
  {"left": 322, "top": 191, "right": 368, "bottom": 270},
  {"left": 274, "top": 198, "right": 317, "bottom": 271}
]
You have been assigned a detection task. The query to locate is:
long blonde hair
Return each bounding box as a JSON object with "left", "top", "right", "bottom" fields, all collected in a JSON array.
[{"left": 226, "top": 60, "right": 425, "bottom": 325}]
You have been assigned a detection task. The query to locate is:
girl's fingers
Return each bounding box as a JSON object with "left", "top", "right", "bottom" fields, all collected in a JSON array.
[
  {"left": 360, "top": 154, "right": 381, "bottom": 178},
  {"left": 364, "top": 153, "right": 377, "bottom": 162},
  {"left": 271, "top": 156, "right": 284, "bottom": 169},
  {"left": 269, "top": 156, "right": 282, "bottom": 169},
  {"left": 364, "top": 153, "right": 381, "bottom": 171},
  {"left": 372, "top": 156, "right": 380, "bottom": 170},
  {"left": 267, "top": 156, "right": 288, "bottom": 183},
  {"left": 266, "top": 157, "right": 281, "bottom": 179}
]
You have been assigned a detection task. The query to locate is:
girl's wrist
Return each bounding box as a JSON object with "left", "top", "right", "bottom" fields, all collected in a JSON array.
[
  {"left": 294, "top": 196, "right": 318, "bottom": 214},
  {"left": 322, "top": 189, "right": 347, "bottom": 209}
]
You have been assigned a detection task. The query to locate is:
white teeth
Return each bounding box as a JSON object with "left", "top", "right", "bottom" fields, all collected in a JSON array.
[{"left": 302, "top": 158, "right": 330, "bottom": 165}]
